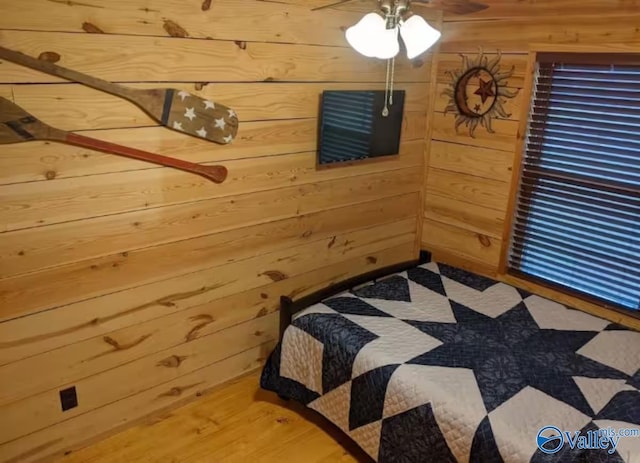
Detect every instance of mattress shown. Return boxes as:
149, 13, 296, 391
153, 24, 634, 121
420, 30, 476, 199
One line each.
260, 260, 640, 463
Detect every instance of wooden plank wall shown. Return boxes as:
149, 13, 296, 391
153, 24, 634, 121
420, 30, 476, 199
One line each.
421, 2, 640, 285
0, 1, 439, 460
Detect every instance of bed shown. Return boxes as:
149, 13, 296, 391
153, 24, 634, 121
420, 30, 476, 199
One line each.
260, 257, 640, 463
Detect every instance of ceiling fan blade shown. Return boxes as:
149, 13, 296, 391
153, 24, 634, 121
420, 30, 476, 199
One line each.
312, 0, 357, 11
413, 0, 489, 15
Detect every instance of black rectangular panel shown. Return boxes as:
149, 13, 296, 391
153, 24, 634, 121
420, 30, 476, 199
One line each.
59, 386, 78, 411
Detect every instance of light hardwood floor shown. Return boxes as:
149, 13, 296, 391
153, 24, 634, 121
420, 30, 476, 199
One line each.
59, 371, 371, 463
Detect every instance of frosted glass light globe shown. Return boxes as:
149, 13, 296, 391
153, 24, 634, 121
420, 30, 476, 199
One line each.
345, 12, 387, 58
400, 15, 441, 59
374, 27, 400, 59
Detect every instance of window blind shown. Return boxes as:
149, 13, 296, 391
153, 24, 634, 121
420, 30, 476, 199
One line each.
509, 56, 640, 312
319, 91, 375, 163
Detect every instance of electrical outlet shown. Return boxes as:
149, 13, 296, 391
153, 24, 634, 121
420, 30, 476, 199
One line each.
59, 386, 78, 411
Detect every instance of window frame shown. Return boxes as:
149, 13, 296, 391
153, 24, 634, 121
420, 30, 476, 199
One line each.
500, 44, 640, 322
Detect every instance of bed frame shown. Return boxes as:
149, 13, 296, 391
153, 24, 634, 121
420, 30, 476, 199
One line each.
278, 251, 432, 340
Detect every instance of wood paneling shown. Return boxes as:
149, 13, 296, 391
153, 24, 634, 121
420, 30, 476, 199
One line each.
0, 30, 429, 84
0, 0, 363, 46
421, 0, 640, 328
0, 0, 430, 459
1, 286, 280, 407
0, 242, 414, 368
422, 218, 502, 267
424, 193, 504, 238
444, 0, 640, 21
429, 141, 513, 182
0, 200, 417, 320
440, 15, 640, 53
426, 167, 509, 212
0, 213, 414, 406
0, 171, 420, 279
415, 30, 443, 258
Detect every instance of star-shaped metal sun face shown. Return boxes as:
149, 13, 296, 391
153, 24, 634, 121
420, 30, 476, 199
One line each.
407, 302, 629, 416
442, 49, 519, 137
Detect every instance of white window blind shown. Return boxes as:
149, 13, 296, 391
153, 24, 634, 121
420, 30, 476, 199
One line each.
509, 54, 640, 312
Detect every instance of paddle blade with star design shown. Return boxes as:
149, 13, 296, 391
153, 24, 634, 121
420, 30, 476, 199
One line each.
149, 88, 239, 144
0, 46, 239, 145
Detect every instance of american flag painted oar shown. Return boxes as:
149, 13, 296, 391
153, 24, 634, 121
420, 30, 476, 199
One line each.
0, 46, 239, 145
0, 97, 227, 183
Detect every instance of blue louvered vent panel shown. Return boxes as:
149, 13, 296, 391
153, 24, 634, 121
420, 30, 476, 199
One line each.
319, 91, 375, 164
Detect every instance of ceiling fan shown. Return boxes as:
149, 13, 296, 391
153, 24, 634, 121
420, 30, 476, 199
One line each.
316, 1, 488, 60
327, 0, 487, 60
313, 0, 489, 16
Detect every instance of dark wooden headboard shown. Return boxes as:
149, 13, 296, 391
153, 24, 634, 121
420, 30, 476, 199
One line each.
278, 250, 431, 340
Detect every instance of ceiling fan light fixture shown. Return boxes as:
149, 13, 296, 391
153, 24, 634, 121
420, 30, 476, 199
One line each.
400, 15, 442, 60
345, 7, 441, 61
345, 12, 387, 58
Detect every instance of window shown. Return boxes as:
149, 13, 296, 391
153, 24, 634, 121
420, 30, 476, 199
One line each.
508, 53, 640, 313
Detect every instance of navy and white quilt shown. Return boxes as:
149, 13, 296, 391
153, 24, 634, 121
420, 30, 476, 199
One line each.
261, 261, 640, 462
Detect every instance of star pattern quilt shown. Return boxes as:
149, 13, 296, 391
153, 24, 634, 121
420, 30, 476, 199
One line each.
260, 261, 640, 463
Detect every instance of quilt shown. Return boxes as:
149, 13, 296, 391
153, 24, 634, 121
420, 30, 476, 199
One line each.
260, 261, 640, 463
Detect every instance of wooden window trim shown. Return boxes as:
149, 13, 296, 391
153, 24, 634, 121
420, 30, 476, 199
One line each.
537, 52, 640, 65
498, 44, 640, 328
502, 273, 640, 330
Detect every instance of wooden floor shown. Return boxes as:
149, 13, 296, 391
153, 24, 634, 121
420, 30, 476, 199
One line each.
59, 371, 371, 463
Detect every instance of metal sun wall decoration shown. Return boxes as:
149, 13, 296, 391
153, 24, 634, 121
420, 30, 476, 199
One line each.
442, 49, 519, 137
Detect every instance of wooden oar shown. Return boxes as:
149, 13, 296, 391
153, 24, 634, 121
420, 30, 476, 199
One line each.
0, 46, 239, 145
0, 97, 227, 183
